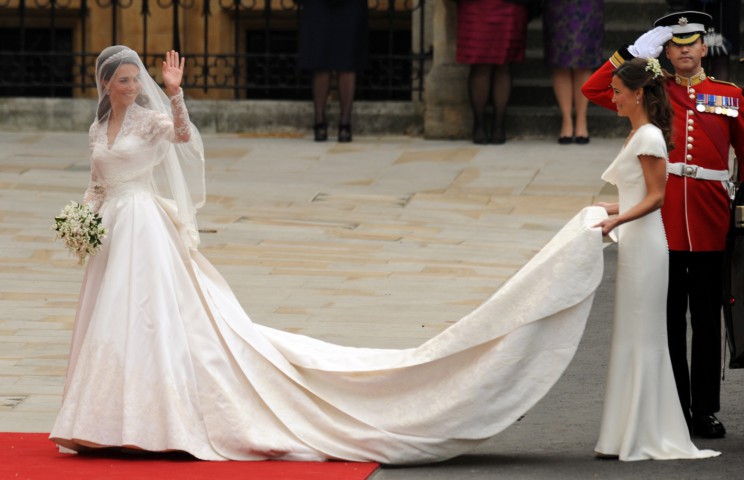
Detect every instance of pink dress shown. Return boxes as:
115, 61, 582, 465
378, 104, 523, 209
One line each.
456, 0, 528, 65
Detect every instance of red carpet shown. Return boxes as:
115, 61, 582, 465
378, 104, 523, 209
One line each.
0, 433, 379, 480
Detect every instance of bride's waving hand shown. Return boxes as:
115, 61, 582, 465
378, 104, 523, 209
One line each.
162, 50, 185, 97
162, 50, 190, 142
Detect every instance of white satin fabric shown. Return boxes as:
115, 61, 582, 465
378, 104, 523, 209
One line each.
594, 124, 719, 461
50, 118, 611, 463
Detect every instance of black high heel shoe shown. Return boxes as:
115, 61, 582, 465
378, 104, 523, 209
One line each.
491, 124, 506, 145
472, 124, 488, 145
314, 122, 328, 142
338, 124, 352, 143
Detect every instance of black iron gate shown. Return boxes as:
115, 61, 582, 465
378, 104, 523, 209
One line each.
0, 0, 430, 100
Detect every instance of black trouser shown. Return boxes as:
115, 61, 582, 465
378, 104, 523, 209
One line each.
667, 250, 724, 427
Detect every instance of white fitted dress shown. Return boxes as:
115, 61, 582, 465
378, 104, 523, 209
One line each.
594, 123, 719, 461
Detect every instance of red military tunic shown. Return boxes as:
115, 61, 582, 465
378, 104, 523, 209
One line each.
582, 54, 744, 251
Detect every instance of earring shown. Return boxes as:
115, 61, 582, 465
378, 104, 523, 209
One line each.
636, 97, 640, 105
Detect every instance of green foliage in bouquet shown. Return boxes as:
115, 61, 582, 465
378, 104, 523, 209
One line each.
53, 201, 108, 265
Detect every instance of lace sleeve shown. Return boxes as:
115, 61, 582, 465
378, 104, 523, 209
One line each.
82, 127, 105, 213
169, 88, 191, 143
83, 173, 106, 213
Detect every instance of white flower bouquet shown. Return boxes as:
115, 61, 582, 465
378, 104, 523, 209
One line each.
52, 201, 108, 265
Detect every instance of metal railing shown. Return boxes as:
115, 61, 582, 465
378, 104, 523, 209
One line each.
0, 0, 431, 100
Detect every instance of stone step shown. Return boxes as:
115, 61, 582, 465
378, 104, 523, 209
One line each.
0, 97, 628, 139
505, 105, 628, 139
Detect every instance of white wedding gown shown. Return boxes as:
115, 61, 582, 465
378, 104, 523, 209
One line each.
593, 124, 719, 461
51, 104, 609, 464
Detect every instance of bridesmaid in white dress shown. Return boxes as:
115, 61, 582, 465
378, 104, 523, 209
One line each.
51, 45, 612, 464
590, 57, 719, 461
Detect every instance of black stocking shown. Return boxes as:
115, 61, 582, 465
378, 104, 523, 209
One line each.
468, 64, 492, 143
490, 65, 511, 143
337, 71, 356, 125
312, 71, 331, 125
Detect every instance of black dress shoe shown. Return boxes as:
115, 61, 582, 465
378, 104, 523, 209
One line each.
491, 125, 506, 145
558, 136, 574, 145
574, 136, 590, 145
338, 124, 352, 143
692, 414, 726, 438
313, 122, 328, 142
472, 125, 488, 145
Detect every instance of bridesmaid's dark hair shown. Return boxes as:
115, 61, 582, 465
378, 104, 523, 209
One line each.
613, 57, 675, 151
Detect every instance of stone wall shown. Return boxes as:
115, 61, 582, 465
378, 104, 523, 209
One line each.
0, 98, 424, 136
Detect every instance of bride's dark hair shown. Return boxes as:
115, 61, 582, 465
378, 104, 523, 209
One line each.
613, 57, 675, 151
96, 47, 151, 121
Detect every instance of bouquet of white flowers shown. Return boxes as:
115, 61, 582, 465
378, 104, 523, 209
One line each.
52, 201, 108, 265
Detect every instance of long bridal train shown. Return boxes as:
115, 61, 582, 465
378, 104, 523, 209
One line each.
51, 206, 608, 463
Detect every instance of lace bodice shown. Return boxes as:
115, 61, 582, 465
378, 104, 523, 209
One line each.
83, 91, 191, 210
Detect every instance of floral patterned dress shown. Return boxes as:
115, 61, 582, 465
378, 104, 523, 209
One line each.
543, 0, 604, 69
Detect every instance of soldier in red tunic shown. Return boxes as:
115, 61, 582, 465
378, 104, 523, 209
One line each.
582, 11, 744, 439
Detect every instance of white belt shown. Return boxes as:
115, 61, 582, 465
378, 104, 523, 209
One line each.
667, 163, 730, 181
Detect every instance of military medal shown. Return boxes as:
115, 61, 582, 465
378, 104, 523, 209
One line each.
695, 94, 740, 116
696, 94, 706, 112
726, 96, 739, 117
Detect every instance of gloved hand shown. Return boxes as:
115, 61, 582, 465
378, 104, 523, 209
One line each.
628, 26, 674, 58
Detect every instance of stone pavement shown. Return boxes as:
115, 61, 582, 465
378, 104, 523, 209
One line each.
1, 131, 743, 479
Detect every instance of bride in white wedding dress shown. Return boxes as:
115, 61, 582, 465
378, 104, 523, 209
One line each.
589, 58, 718, 461
51, 46, 609, 464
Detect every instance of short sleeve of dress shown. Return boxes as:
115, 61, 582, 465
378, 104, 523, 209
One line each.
633, 125, 668, 160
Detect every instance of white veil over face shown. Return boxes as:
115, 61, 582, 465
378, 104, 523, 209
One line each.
94, 45, 206, 248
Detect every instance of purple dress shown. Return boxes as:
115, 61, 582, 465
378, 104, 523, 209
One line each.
543, 0, 604, 69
